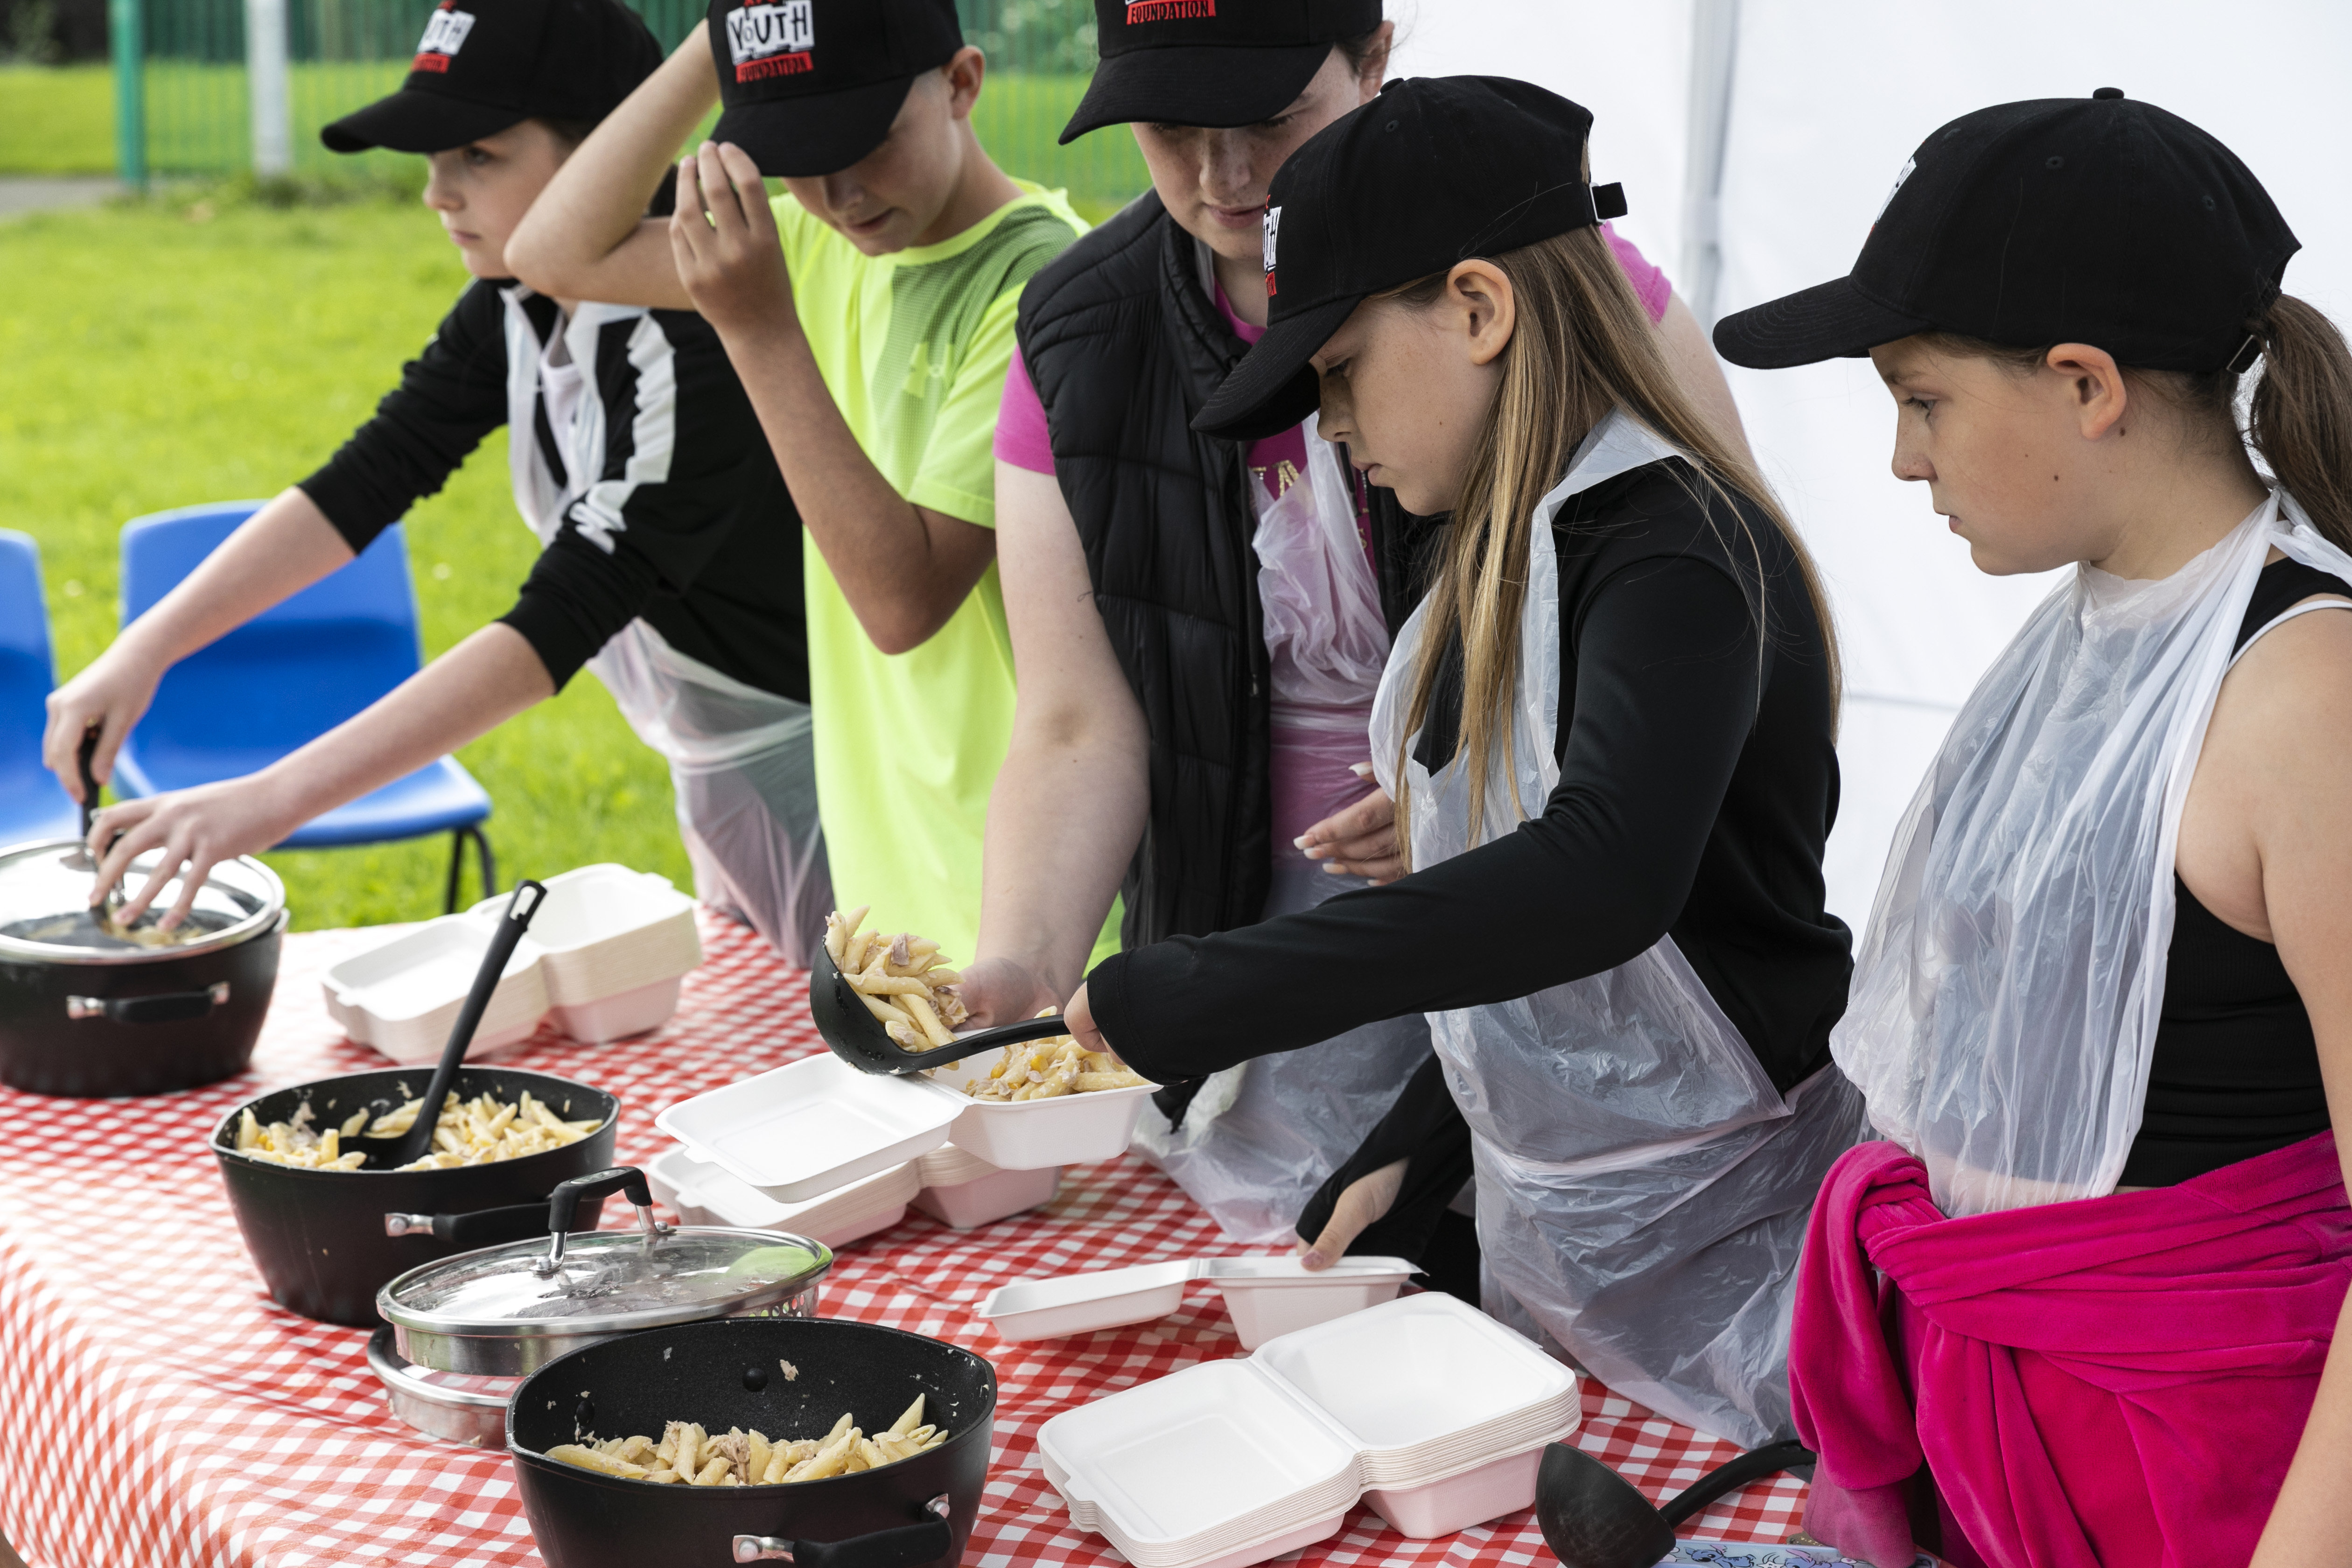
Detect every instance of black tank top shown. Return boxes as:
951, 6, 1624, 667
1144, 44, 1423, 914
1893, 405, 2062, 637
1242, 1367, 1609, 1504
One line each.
2120, 559, 2352, 1185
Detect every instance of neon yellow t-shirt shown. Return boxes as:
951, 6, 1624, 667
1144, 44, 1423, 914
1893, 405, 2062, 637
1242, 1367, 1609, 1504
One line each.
775, 181, 1119, 969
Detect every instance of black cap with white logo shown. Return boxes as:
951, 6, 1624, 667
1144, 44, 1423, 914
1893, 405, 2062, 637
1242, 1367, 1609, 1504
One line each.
321, 0, 661, 154
1194, 76, 1625, 441
1714, 89, 2300, 373
707, 0, 963, 177
1060, 0, 1382, 145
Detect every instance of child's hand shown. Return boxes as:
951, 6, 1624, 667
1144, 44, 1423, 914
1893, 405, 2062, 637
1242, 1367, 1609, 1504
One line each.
669, 140, 797, 339
1297, 764, 1406, 883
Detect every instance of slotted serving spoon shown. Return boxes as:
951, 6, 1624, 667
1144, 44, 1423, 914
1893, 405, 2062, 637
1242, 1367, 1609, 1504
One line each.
807, 945, 1075, 1075
1536, 1437, 1814, 1568
369, 880, 546, 1168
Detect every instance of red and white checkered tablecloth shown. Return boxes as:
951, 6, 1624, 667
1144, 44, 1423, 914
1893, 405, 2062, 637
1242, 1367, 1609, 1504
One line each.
0, 912, 1813, 1568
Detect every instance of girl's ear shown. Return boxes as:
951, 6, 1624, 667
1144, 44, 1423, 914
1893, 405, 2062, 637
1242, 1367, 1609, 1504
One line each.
2045, 342, 2129, 441
1447, 259, 1516, 367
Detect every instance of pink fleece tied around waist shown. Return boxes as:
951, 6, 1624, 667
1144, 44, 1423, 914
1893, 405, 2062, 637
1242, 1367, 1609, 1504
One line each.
1790, 1134, 2351, 1568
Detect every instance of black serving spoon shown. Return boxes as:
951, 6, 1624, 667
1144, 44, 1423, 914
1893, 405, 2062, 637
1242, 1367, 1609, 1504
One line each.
72, 726, 130, 925
808, 943, 1075, 1075
76, 726, 102, 845
1536, 1437, 1814, 1568
370, 879, 546, 1168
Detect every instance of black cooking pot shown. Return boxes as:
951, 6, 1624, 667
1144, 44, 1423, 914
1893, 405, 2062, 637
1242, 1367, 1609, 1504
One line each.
212, 1065, 620, 1327
0, 840, 285, 1096
510, 1318, 996, 1568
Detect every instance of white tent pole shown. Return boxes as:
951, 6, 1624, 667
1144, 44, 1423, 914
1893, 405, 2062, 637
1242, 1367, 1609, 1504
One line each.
247, 0, 293, 178
1678, 0, 1741, 324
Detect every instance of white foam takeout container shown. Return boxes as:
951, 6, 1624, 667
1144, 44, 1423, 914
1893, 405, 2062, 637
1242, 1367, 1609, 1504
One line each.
323, 864, 702, 1064
1036, 1292, 1580, 1568
911, 1143, 1060, 1230
654, 1039, 1158, 1203
981, 1253, 1417, 1349
645, 1145, 919, 1251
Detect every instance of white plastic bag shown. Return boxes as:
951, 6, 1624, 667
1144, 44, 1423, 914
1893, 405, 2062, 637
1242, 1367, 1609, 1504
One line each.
589, 622, 831, 968
1371, 411, 1867, 1447
1835, 491, 2352, 1216
1133, 414, 1432, 1245
1254, 412, 1390, 720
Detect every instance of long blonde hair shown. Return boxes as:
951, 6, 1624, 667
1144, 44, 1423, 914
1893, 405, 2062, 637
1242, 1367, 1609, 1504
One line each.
1389, 225, 1841, 860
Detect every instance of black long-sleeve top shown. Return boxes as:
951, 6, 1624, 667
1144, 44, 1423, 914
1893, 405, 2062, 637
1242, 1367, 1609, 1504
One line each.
299, 279, 807, 700
1091, 458, 1852, 1112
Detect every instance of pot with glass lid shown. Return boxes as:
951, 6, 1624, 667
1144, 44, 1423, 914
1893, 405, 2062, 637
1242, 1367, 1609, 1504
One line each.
377, 1166, 837, 1379
369, 1165, 839, 1448
0, 840, 286, 1096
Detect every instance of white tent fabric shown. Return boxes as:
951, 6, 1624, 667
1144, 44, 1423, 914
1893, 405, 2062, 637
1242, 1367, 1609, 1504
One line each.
1391, 0, 2352, 928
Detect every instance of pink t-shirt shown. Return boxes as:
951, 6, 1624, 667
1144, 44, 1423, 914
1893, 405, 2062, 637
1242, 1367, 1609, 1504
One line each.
992, 223, 1673, 474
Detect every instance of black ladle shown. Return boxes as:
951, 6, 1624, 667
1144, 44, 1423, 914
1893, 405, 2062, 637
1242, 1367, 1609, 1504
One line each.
1536, 1437, 1814, 1568
807, 944, 1073, 1075
371, 879, 546, 1168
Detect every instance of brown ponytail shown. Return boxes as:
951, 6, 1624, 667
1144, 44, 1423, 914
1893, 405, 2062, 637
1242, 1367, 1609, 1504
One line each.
2246, 295, 2352, 551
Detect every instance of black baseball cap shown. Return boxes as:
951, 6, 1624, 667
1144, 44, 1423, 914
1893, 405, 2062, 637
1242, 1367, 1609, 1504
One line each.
1714, 89, 2299, 373
1060, 0, 1382, 145
708, 0, 963, 177
1194, 76, 1626, 441
321, 0, 661, 154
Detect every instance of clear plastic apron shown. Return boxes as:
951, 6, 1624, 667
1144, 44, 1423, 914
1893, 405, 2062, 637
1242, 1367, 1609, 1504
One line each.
1370, 410, 1868, 1447
1134, 415, 1435, 1246
503, 292, 830, 966
1836, 490, 2352, 1217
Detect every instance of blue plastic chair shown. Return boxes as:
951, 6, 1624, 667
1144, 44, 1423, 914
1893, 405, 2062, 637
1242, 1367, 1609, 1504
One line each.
111, 502, 496, 911
0, 530, 83, 849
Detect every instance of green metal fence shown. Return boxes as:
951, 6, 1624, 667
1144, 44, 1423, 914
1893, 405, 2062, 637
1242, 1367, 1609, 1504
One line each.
112, 0, 1148, 218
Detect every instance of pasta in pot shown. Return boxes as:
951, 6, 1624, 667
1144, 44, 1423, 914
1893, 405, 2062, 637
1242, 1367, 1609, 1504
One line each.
547, 1395, 945, 1485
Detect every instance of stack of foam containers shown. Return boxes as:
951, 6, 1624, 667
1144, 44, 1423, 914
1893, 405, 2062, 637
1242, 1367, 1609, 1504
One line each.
910, 1143, 1060, 1229
645, 1147, 920, 1251
652, 1050, 1155, 1206
473, 865, 703, 1043
1036, 1293, 1580, 1568
322, 865, 702, 1063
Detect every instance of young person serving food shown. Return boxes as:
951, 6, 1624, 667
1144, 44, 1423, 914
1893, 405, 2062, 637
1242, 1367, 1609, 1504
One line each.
1054, 76, 1867, 1448
48, 0, 827, 958
955, 0, 1746, 1249
507, 0, 1109, 970
1712, 91, 2352, 1565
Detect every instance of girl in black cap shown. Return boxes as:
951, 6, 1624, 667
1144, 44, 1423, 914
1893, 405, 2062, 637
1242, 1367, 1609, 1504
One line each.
48, 0, 829, 962
1050, 75, 1865, 1450
1714, 93, 2352, 1563
957, 0, 1751, 1258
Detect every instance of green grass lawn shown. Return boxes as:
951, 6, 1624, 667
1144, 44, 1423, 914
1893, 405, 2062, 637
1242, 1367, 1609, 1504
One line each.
0, 65, 115, 174
0, 192, 693, 930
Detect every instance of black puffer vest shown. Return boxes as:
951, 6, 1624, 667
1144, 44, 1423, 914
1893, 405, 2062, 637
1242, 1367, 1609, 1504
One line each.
1017, 192, 1438, 950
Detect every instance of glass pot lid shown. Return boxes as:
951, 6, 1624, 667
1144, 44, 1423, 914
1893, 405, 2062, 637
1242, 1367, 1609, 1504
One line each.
0, 841, 285, 963
379, 1212, 835, 1341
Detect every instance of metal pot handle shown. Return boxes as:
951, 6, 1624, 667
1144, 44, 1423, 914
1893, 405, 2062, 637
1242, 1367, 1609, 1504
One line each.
735, 1495, 953, 1567
383, 1203, 552, 1245
385, 1190, 617, 1245
67, 982, 230, 1023
532, 1167, 666, 1277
